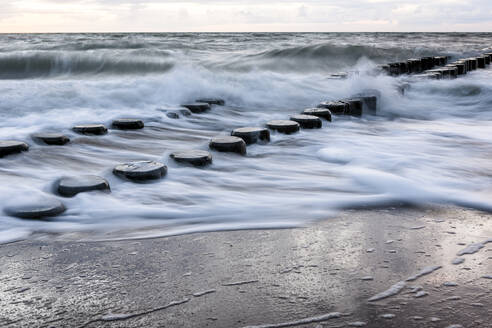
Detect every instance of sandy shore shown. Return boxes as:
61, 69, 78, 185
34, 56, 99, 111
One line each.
0, 205, 491, 328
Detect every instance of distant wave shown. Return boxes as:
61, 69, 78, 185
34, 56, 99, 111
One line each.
250, 43, 426, 62
0, 51, 175, 79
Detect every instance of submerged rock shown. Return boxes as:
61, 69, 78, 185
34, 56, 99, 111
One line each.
0, 140, 29, 157
57, 175, 110, 197
289, 114, 322, 129
181, 102, 211, 113
170, 150, 213, 166
113, 161, 167, 181
111, 119, 144, 130
4, 197, 66, 220
195, 98, 225, 106
209, 136, 246, 155
72, 124, 108, 135
231, 127, 270, 145
157, 108, 192, 119
302, 108, 332, 121
266, 120, 300, 134
31, 133, 70, 145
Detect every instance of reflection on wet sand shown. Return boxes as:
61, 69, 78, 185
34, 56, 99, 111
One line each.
0, 205, 490, 327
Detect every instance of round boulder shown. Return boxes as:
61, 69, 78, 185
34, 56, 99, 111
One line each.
209, 136, 246, 155
317, 101, 348, 115
302, 108, 332, 121
231, 127, 270, 145
289, 114, 322, 129
57, 175, 110, 197
266, 120, 300, 134
113, 161, 167, 181
170, 150, 213, 166
112, 119, 144, 130
72, 124, 108, 135
0, 141, 29, 157
181, 103, 211, 113
196, 98, 225, 106
4, 198, 65, 220
32, 133, 70, 145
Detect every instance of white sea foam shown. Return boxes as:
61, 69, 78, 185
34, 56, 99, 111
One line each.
1, 33, 492, 242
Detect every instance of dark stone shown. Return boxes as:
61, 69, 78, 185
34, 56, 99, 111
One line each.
57, 175, 110, 197
113, 161, 167, 181
452, 61, 468, 74
421, 57, 435, 70
302, 108, 332, 121
477, 57, 486, 69
289, 115, 322, 129
341, 99, 363, 116
407, 58, 422, 73
484, 55, 490, 65
398, 62, 409, 74
433, 56, 447, 66
445, 65, 459, 77
209, 136, 246, 155
484, 53, 492, 62
379, 65, 390, 74
170, 150, 213, 166
32, 133, 70, 145
112, 119, 144, 130
389, 62, 410, 75
4, 198, 66, 220
317, 101, 348, 115
181, 102, 211, 113
0, 140, 29, 157
428, 68, 449, 78
231, 127, 270, 145
352, 94, 378, 114
389, 63, 402, 75
72, 124, 107, 135
266, 120, 300, 134
468, 58, 478, 70
195, 98, 225, 106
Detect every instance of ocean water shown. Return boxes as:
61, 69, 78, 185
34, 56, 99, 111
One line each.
1, 32, 492, 242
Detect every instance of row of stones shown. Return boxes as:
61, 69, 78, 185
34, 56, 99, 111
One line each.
379, 53, 492, 80
1, 94, 378, 220
416, 53, 492, 80
381, 56, 449, 76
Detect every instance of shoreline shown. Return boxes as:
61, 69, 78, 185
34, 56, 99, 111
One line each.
1, 205, 491, 327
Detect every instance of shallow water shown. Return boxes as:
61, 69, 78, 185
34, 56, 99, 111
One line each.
0, 32, 492, 242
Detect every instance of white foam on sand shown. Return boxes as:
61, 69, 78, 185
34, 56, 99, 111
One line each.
406, 265, 442, 282
369, 265, 442, 302
368, 281, 406, 302
452, 257, 465, 265
457, 238, 492, 256
241, 312, 341, 328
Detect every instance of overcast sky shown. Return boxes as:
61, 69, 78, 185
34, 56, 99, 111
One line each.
1, 0, 491, 33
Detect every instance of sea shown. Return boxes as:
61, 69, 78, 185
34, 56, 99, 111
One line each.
0, 32, 491, 243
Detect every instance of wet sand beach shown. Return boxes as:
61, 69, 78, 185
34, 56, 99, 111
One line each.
1, 205, 490, 328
